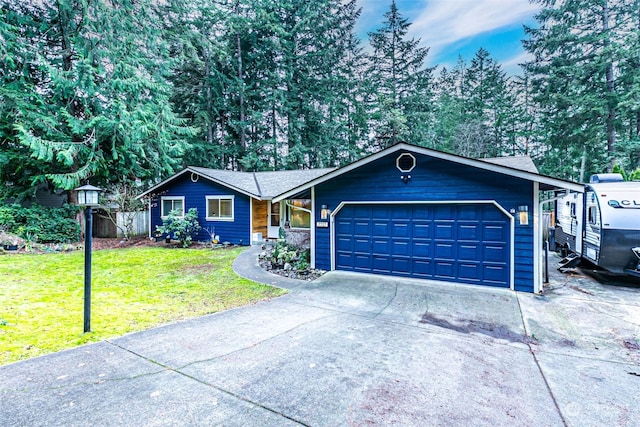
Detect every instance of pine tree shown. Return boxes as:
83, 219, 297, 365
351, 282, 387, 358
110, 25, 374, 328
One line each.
523, 0, 630, 180
366, 0, 432, 148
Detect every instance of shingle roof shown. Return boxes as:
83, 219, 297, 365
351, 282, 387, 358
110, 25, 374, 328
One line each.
481, 156, 539, 173
152, 167, 336, 200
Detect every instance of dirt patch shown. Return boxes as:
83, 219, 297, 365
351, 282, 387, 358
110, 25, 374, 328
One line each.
419, 312, 533, 344
91, 236, 154, 250
181, 263, 216, 275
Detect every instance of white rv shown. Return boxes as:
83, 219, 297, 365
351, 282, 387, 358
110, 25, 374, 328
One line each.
555, 174, 640, 276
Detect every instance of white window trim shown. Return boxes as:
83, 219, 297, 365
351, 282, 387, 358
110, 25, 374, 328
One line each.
160, 196, 185, 219
206, 195, 235, 222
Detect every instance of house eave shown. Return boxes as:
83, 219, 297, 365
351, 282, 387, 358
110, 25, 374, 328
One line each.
137, 167, 262, 200
272, 143, 584, 202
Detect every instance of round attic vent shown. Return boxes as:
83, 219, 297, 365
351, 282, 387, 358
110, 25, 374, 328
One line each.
396, 153, 416, 173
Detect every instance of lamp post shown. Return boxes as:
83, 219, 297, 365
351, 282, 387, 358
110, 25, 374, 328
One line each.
74, 184, 102, 333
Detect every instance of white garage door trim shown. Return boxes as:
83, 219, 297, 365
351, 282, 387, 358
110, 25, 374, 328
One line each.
329, 200, 515, 290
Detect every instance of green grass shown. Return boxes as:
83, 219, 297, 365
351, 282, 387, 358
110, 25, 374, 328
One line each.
0, 246, 286, 365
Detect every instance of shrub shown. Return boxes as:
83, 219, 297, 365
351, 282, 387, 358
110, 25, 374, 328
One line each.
268, 239, 310, 271
156, 208, 201, 248
0, 204, 81, 243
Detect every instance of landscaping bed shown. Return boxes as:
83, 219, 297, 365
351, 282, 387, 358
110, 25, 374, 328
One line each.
258, 241, 326, 281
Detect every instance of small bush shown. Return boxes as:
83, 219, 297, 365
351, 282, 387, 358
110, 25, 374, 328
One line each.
156, 208, 201, 248
0, 204, 80, 243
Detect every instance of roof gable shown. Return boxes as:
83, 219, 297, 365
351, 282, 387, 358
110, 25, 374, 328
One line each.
272, 143, 583, 202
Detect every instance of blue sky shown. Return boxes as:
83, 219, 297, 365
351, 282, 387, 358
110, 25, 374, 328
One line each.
355, 0, 541, 75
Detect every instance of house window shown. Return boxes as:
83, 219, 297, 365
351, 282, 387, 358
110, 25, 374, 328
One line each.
161, 197, 184, 218
206, 196, 234, 221
286, 199, 311, 228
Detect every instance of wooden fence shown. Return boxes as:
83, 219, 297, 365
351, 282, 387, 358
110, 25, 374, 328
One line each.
94, 210, 149, 238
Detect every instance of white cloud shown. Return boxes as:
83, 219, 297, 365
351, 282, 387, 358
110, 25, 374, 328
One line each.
408, 0, 540, 53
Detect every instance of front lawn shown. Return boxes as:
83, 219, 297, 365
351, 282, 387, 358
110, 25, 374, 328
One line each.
0, 246, 285, 365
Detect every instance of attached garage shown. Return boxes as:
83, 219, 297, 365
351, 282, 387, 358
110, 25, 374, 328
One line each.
272, 143, 583, 293
334, 202, 511, 287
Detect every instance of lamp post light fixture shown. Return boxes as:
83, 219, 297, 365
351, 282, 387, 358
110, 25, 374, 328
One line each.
74, 184, 102, 333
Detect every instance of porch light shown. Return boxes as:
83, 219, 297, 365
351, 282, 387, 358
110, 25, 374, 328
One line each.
321, 204, 331, 219
518, 205, 529, 226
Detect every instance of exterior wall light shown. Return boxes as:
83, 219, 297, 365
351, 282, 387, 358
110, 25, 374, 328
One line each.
518, 205, 529, 226
321, 204, 331, 219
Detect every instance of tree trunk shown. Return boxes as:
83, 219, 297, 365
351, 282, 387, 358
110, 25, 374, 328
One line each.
579, 145, 587, 183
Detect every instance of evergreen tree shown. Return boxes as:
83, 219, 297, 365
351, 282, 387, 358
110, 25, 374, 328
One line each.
522, 0, 633, 180
1, 0, 193, 199
366, 0, 432, 148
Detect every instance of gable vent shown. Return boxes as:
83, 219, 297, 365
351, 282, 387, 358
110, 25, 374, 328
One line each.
396, 153, 416, 173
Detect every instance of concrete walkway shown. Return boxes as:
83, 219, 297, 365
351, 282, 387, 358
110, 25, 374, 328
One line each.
1, 246, 639, 426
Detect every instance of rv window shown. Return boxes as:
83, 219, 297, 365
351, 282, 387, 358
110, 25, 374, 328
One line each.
570, 203, 576, 217
588, 206, 598, 225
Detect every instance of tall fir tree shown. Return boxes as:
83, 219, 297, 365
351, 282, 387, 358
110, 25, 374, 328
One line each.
1, 0, 193, 199
523, 0, 631, 180
366, 0, 432, 148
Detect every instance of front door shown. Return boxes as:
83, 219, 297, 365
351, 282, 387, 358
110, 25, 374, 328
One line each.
268, 201, 280, 239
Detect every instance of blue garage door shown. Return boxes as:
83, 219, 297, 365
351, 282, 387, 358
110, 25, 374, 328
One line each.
335, 203, 511, 288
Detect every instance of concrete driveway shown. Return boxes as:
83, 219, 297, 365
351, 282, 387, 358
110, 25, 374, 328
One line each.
1, 248, 639, 426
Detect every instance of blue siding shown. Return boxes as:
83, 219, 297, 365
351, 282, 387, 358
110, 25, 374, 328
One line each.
314, 151, 535, 292
150, 174, 251, 245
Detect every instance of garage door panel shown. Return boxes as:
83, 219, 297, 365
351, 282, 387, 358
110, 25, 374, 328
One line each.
392, 222, 410, 238
354, 254, 372, 271
335, 219, 354, 235
413, 206, 432, 219
353, 237, 372, 253
483, 224, 508, 241
434, 205, 455, 219
354, 221, 371, 236
458, 223, 480, 240
372, 222, 390, 237
372, 255, 391, 272
458, 205, 480, 220
413, 241, 431, 257
336, 235, 354, 251
483, 264, 509, 284
372, 238, 389, 254
458, 243, 480, 261
412, 222, 432, 238
412, 259, 432, 276
392, 240, 410, 256
336, 251, 353, 269
335, 203, 511, 288
459, 263, 481, 281
435, 223, 454, 239
434, 261, 455, 279
434, 242, 455, 258
484, 244, 507, 262
391, 257, 411, 274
